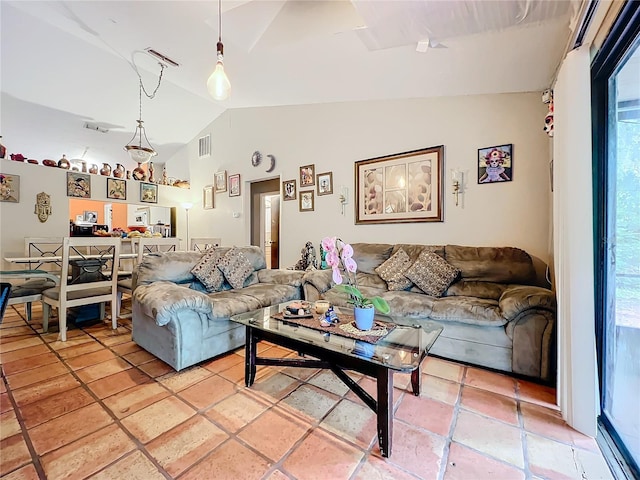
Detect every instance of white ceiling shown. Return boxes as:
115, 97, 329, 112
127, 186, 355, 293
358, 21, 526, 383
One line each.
0, 0, 579, 167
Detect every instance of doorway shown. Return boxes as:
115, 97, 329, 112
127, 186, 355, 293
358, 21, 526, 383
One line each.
592, 3, 640, 476
250, 178, 280, 268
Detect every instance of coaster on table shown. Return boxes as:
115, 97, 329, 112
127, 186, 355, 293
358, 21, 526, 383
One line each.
339, 320, 391, 337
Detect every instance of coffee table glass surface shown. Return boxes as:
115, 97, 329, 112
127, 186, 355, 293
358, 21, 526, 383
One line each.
230, 303, 443, 372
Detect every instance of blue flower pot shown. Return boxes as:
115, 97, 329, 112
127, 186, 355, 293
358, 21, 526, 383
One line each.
354, 306, 375, 330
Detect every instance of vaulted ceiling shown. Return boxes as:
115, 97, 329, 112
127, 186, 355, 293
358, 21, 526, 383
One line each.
1, 1, 579, 167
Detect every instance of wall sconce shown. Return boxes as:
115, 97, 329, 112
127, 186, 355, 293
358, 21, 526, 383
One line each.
339, 186, 348, 215
451, 170, 463, 206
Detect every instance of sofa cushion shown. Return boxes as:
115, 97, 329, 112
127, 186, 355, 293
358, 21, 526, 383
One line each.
218, 248, 254, 289
405, 250, 460, 297
351, 243, 394, 274
375, 248, 413, 291
235, 283, 302, 308
190, 248, 226, 292
444, 280, 507, 300
444, 245, 536, 284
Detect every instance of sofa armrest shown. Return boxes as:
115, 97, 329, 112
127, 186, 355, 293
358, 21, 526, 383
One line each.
301, 269, 334, 301
133, 281, 212, 327
257, 269, 304, 287
499, 286, 556, 320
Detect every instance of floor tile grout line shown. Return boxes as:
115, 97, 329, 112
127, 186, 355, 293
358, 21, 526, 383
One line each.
6, 307, 178, 480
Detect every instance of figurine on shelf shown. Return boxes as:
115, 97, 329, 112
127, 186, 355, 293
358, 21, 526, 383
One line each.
161, 165, 168, 185
81, 161, 87, 173
148, 162, 155, 183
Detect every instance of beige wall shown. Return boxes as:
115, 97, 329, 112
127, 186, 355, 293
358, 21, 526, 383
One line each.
178, 93, 552, 267
0, 161, 191, 264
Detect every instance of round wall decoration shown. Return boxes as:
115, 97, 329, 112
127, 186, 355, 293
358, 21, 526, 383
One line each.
251, 151, 262, 167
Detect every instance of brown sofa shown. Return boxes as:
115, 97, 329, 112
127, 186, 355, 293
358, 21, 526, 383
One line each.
302, 243, 556, 382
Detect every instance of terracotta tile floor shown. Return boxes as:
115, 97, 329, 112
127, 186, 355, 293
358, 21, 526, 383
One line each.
0, 302, 614, 480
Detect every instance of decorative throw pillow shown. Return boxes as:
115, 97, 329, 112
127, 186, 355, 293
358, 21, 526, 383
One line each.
405, 250, 460, 297
218, 248, 254, 289
190, 248, 226, 292
374, 248, 413, 291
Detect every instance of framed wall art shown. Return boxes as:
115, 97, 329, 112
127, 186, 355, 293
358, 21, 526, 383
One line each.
203, 185, 214, 209
0, 173, 19, 202
228, 174, 241, 197
282, 179, 296, 201
140, 182, 158, 204
106, 178, 127, 200
214, 170, 227, 193
317, 172, 333, 196
299, 190, 314, 212
67, 172, 91, 198
355, 145, 444, 224
478, 144, 512, 183
300, 164, 315, 187
83, 211, 98, 223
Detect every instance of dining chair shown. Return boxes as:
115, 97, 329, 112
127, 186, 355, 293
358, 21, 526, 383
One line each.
190, 237, 221, 252
42, 237, 121, 341
115, 236, 181, 318
0, 283, 11, 323
23, 237, 65, 271
0, 270, 60, 322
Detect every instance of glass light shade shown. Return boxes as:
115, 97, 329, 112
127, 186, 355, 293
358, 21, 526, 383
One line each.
182, 202, 193, 210
126, 145, 156, 164
207, 60, 231, 101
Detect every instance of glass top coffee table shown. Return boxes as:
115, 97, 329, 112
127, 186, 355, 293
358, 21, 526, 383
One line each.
230, 303, 443, 458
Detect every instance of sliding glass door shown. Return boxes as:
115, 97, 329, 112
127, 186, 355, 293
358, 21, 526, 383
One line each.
592, 3, 640, 476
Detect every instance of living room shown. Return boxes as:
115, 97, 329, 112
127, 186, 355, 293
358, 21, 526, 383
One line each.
1, 1, 638, 479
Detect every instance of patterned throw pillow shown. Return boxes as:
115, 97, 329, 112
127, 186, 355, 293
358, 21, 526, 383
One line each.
405, 250, 460, 297
374, 248, 413, 291
190, 248, 226, 292
218, 248, 254, 289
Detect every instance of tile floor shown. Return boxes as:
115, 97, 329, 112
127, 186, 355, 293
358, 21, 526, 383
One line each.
0, 302, 614, 480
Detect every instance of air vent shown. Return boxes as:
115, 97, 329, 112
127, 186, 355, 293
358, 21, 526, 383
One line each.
199, 135, 211, 158
144, 48, 180, 68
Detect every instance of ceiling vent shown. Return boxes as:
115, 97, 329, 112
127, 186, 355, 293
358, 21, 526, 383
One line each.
144, 48, 180, 68
198, 134, 211, 158
84, 122, 109, 133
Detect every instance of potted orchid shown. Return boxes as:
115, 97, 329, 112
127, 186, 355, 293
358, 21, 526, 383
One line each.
321, 237, 390, 330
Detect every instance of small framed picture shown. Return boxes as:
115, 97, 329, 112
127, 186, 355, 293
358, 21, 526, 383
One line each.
299, 190, 314, 212
300, 164, 315, 187
0, 173, 19, 202
214, 170, 227, 193
140, 182, 158, 203
282, 179, 296, 201
203, 185, 214, 209
478, 144, 513, 184
83, 211, 98, 223
67, 172, 91, 198
228, 174, 241, 197
106, 178, 126, 200
316, 172, 333, 196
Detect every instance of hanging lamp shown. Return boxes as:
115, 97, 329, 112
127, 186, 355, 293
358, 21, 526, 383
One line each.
124, 63, 165, 163
207, 0, 231, 100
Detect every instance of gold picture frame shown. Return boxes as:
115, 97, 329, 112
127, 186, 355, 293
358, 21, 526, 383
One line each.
355, 146, 444, 224
316, 172, 333, 196
203, 185, 214, 209
214, 170, 227, 193
299, 190, 314, 212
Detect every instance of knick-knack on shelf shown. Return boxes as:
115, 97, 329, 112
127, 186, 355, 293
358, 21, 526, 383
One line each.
89, 164, 98, 174
100, 163, 111, 176
113, 163, 125, 178
58, 155, 70, 169
132, 162, 146, 181
148, 162, 155, 183
161, 165, 168, 185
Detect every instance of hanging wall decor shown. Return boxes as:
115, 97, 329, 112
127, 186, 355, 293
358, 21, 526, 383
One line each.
34, 192, 52, 222
477, 144, 513, 184
66, 172, 91, 198
0, 173, 19, 202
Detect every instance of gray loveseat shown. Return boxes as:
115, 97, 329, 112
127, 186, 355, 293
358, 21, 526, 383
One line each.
132, 246, 304, 371
302, 243, 556, 382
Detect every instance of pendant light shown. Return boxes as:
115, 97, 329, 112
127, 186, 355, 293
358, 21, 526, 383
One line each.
207, 0, 231, 100
124, 64, 165, 163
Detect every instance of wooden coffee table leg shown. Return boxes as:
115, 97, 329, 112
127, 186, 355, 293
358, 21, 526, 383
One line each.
377, 368, 393, 457
411, 367, 422, 396
245, 326, 257, 387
